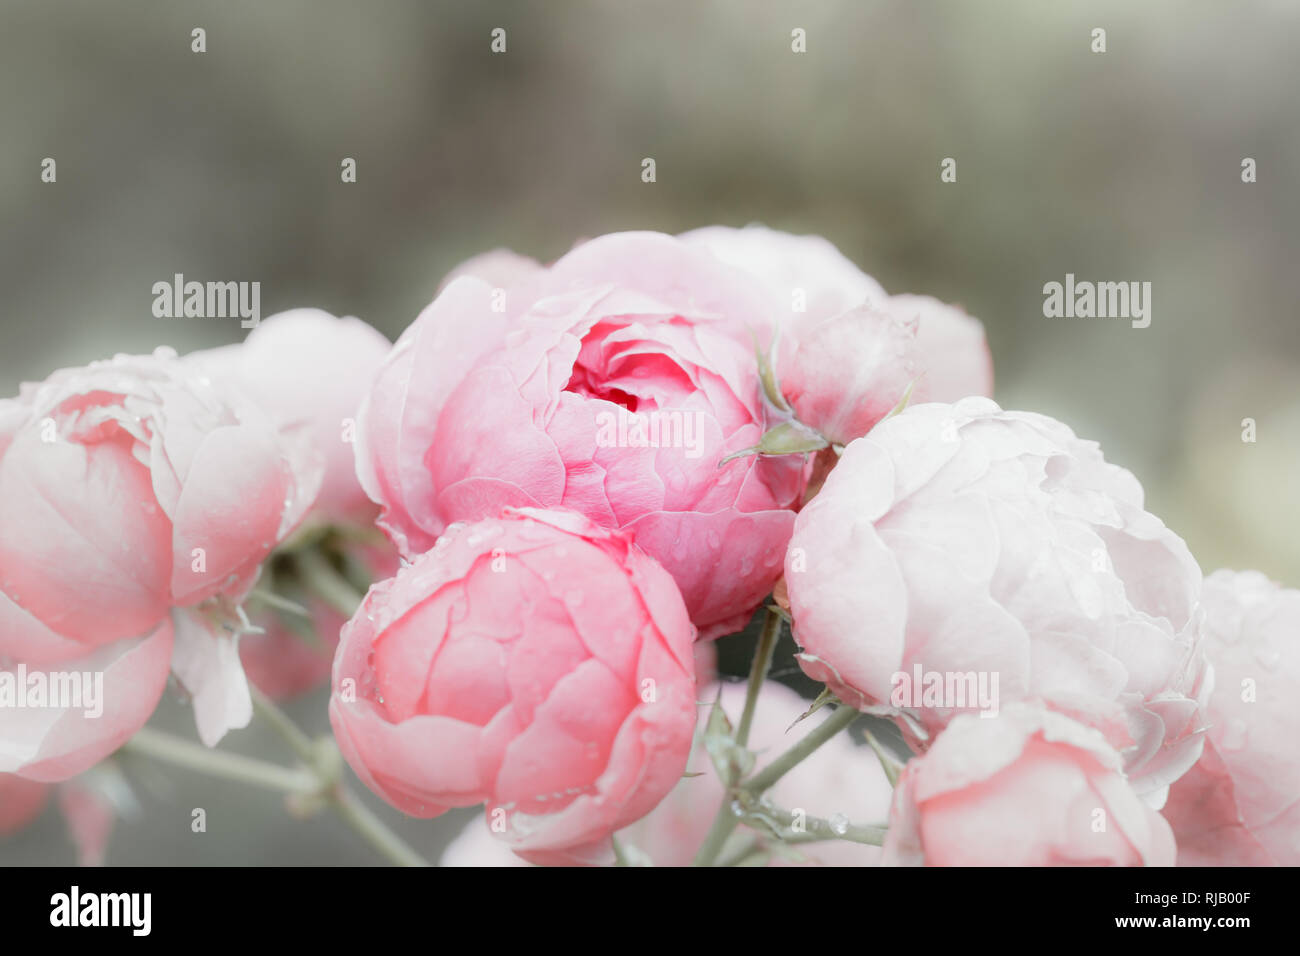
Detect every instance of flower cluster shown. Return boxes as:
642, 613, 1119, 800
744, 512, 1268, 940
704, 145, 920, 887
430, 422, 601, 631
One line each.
2, 225, 1294, 867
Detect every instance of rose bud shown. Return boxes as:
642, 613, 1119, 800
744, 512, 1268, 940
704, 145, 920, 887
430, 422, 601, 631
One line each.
329, 507, 698, 864
680, 225, 991, 445
780, 295, 993, 446
188, 310, 397, 700
1162, 569, 1300, 865
884, 703, 1176, 866
784, 397, 1207, 796
356, 231, 806, 638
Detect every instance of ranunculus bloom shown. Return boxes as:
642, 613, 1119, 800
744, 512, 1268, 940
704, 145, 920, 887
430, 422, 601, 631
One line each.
680, 225, 992, 445
188, 309, 391, 526
785, 397, 1207, 795
330, 507, 698, 864
441, 679, 893, 867
356, 231, 806, 638
1162, 569, 1300, 865
0, 773, 49, 835
883, 704, 1176, 866
0, 349, 322, 759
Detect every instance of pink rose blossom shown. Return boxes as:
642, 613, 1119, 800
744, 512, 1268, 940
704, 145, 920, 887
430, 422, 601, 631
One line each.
330, 507, 698, 864
785, 397, 1207, 795
883, 703, 1176, 866
1162, 569, 1300, 865
0, 349, 322, 755
356, 231, 805, 638
0, 349, 320, 644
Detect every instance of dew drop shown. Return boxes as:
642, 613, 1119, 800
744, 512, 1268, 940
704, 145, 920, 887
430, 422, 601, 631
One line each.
829, 813, 849, 836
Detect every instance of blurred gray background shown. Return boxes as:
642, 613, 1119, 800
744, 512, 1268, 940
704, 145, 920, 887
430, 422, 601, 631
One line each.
2, 0, 1298, 864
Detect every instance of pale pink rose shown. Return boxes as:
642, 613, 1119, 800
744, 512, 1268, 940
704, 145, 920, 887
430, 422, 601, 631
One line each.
188, 309, 391, 527
884, 703, 1176, 866
781, 296, 993, 445
330, 507, 698, 864
1162, 570, 1300, 865
0, 349, 321, 646
679, 224, 888, 327
441, 679, 893, 867
437, 248, 543, 293
356, 231, 805, 638
0, 773, 49, 834
0, 349, 322, 752
785, 397, 1207, 796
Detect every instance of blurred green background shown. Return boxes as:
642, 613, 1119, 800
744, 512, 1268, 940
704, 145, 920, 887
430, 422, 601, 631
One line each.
2, 0, 1297, 864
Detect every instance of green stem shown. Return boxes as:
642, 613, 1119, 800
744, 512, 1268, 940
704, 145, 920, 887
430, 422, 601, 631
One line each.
121, 728, 316, 794
611, 835, 630, 867
249, 684, 430, 868
295, 547, 366, 618
247, 588, 312, 618
736, 609, 781, 748
764, 806, 887, 846
251, 685, 316, 763
744, 703, 859, 796
692, 800, 743, 867
328, 786, 429, 868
